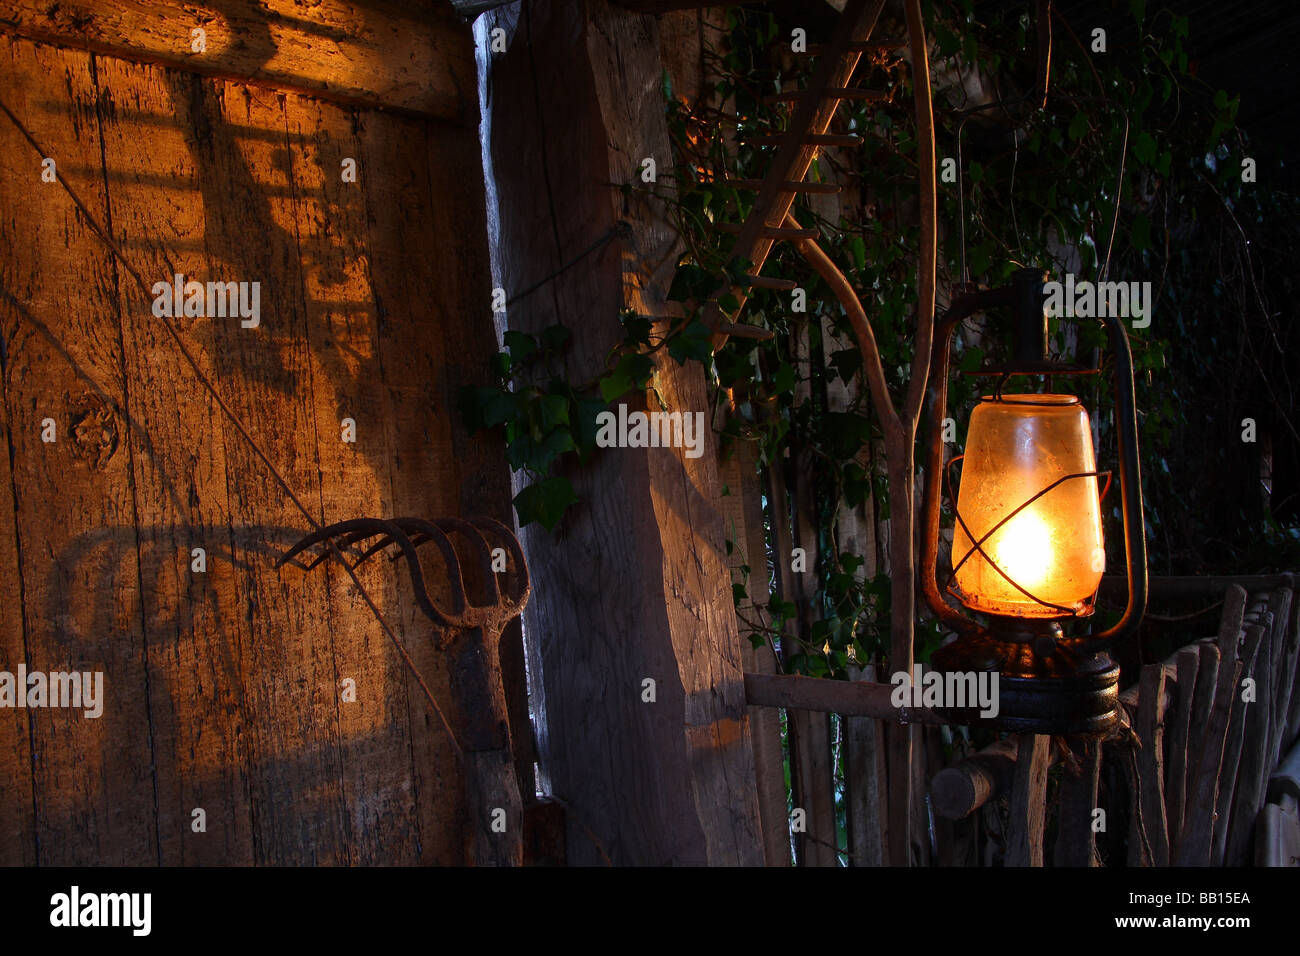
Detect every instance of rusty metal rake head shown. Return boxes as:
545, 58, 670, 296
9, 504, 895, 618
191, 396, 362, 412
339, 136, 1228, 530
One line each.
277, 516, 530, 643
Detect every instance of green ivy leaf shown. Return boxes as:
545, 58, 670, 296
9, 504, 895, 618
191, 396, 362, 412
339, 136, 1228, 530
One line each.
504, 331, 538, 366
463, 385, 519, 430
667, 319, 714, 365
572, 397, 608, 459
772, 361, 797, 395
1133, 131, 1157, 166
537, 393, 571, 432
1068, 111, 1090, 142
600, 351, 654, 403
513, 476, 578, 531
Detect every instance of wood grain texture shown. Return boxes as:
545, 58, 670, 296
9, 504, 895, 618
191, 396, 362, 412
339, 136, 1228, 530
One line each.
482, 0, 763, 865
1136, 662, 1170, 865
0, 37, 159, 864
1054, 738, 1101, 867
0, 0, 476, 121
0, 21, 514, 864
1211, 622, 1263, 865
1005, 733, 1049, 866
1165, 645, 1200, 846
721, 440, 790, 865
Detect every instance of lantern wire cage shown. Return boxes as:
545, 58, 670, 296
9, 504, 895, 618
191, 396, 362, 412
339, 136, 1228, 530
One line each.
941, 404, 1115, 619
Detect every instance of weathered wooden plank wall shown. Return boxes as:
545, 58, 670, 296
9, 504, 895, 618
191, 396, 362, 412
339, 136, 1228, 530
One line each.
0, 4, 516, 864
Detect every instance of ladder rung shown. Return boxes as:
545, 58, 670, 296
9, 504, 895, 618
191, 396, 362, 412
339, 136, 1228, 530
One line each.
723, 179, 842, 195
745, 275, 798, 291
804, 41, 907, 55
716, 323, 776, 341
744, 133, 863, 148
763, 88, 888, 105
716, 222, 819, 241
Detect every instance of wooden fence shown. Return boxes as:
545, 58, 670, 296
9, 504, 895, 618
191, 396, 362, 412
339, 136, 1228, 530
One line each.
724, 409, 1300, 868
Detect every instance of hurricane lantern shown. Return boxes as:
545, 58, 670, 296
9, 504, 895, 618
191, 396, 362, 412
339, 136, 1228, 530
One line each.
920, 268, 1148, 735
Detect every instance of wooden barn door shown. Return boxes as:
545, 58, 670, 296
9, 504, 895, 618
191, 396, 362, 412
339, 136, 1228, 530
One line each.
0, 2, 526, 864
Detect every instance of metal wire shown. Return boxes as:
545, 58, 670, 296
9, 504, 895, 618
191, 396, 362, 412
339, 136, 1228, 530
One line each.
943, 452, 1113, 616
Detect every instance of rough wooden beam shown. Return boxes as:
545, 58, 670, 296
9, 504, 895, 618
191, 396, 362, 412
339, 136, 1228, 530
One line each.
1005, 734, 1050, 866
1211, 623, 1264, 864
931, 736, 1023, 821
1165, 646, 1202, 845
1225, 622, 1274, 865
1136, 663, 1171, 865
1055, 739, 1102, 866
0, 0, 476, 121
484, 0, 763, 866
720, 441, 790, 866
744, 672, 946, 723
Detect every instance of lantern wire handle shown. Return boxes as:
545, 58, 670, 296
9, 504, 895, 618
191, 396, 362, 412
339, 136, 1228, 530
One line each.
956, 95, 1129, 285
943, 454, 1113, 617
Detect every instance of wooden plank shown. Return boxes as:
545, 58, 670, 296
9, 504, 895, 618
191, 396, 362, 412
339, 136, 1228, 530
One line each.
1268, 587, 1298, 761
1136, 662, 1170, 865
1224, 621, 1273, 865
1254, 794, 1299, 867
0, 0, 476, 121
282, 91, 429, 865
185, 78, 353, 864
1165, 645, 1200, 846
720, 441, 789, 865
1054, 738, 1101, 867
358, 109, 504, 862
766, 456, 837, 866
923, 724, 951, 865
88, 53, 256, 865
844, 664, 885, 866
1211, 623, 1264, 865
1269, 736, 1300, 802
0, 240, 36, 865
0, 36, 160, 864
1186, 642, 1222, 783
1004, 733, 1049, 866
745, 671, 945, 721
1176, 657, 1244, 864
1122, 743, 1152, 866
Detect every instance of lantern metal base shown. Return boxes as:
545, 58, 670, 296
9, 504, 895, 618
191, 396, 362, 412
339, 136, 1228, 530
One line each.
930, 617, 1120, 735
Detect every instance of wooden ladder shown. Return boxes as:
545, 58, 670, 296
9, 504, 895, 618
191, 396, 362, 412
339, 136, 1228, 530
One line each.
708, 0, 899, 346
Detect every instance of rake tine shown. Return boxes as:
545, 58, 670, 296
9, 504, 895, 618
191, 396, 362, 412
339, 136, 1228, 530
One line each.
280, 517, 451, 628
388, 530, 432, 561
435, 517, 500, 607
470, 516, 531, 612
368, 518, 452, 627
277, 517, 394, 568
399, 518, 470, 620
312, 528, 394, 570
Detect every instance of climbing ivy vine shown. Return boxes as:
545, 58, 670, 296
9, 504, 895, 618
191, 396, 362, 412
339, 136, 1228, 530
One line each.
464, 0, 1299, 673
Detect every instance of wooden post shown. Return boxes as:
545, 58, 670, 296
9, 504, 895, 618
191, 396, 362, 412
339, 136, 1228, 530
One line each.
1055, 739, 1102, 866
1165, 645, 1202, 844
1005, 734, 1050, 866
721, 442, 791, 865
1136, 663, 1171, 865
481, 0, 763, 865
1211, 623, 1264, 864
1174, 586, 1247, 864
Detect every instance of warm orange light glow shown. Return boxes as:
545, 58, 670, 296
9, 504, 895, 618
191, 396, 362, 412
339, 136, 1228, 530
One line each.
952, 394, 1104, 618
